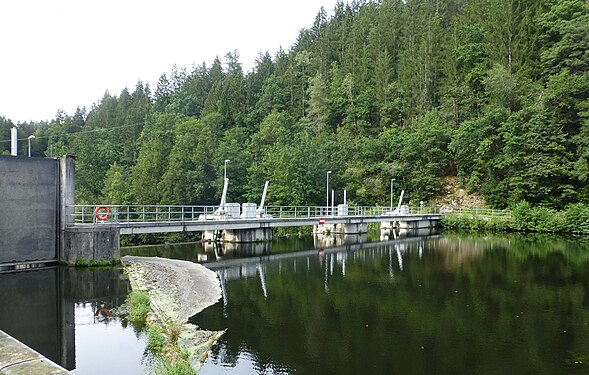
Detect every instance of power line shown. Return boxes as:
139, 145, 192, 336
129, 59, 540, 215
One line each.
0, 122, 149, 144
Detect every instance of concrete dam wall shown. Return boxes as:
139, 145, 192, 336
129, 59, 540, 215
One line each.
0, 155, 60, 264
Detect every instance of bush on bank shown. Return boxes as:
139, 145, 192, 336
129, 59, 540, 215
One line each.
127, 291, 151, 323
441, 202, 589, 234
125, 291, 197, 375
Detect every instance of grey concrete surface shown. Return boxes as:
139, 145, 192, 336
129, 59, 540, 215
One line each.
62, 225, 120, 264
0, 330, 70, 375
0, 156, 59, 264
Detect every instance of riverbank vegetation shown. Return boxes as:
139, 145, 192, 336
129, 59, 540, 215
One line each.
442, 202, 589, 234
72, 258, 120, 267
125, 291, 197, 374
2, 0, 587, 213
127, 290, 151, 323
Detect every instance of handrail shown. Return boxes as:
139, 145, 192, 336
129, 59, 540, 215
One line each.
68, 204, 509, 225
68, 204, 446, 225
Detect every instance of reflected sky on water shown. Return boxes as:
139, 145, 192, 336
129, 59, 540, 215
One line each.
0, 266, 148, 375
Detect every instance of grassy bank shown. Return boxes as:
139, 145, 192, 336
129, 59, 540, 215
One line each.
441, 202, 589, 234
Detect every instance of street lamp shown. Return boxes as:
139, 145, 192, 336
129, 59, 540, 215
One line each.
224, 159, 230, 181
28, 135, 35, 157
326, 171, 332, 215
390, 178, 396, 211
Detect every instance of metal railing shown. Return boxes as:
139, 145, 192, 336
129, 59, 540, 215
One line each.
68, 204, 442, 225
70, 205, 219, 224
440, 207, 511, 218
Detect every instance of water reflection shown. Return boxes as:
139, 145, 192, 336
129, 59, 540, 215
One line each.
379, 227, 438, 241
203, 235, 435, 326
203, 241, 271, 261
313, 233, 367, 248
122, 228, 436, 264
0, 267, 144, 374
195, 234, 589, 375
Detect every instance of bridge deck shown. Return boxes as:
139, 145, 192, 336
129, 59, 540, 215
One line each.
71, 214, 441, 235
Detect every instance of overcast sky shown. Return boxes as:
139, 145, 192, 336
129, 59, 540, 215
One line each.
0, 0, 338, 124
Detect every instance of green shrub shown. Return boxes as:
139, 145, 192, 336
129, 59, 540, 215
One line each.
154, 358, 196, 375
511, 202, 564, 232
443, 202, 589, 234
564, 203, 589, 234
511, 201, 533, 231
74, 258, 119, 267
147, 325, 166, 354
127, 291, 150, 323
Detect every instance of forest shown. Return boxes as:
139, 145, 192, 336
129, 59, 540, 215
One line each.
1, 0, 587, 210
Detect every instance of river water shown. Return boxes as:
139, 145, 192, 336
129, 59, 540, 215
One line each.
1, 232, 589, 374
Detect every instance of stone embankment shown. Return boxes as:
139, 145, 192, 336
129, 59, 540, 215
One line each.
0, 330, 70, 374
121, 256, 224, 367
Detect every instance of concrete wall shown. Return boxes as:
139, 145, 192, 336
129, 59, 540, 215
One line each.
62, 225, 120, 264
0, 156, 59, 264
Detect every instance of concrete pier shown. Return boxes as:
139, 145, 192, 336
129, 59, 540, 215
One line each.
313, 223, 367, 235
204, 227, 273, 243
398, 218, 438, 230
62, 225, 120, 264
223, 228, 273, 242
381, 217, 438, 231
0, 330, 71, 374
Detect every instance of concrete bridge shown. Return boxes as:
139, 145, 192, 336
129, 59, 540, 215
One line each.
63, 203, 440, 264
69, 204, 440, 233
0, 154, 441, 268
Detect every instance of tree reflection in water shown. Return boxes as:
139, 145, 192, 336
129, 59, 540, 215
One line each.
195, 234, 589, 375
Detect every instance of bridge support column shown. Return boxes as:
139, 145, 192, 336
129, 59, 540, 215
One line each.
313, 223, 366, 234
398, 219, 437, 230
62, 225, 120, 264
204, 228, 273, 243
380, 220, 398, 230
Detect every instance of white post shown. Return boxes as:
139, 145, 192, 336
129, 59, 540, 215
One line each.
326, 170, 332, 215
11, 127, 17, 156
331, 189, 334, 216
224, 159, 230, 181
390, 178, 395, 211
28, 135, 35, 157
343, 189, 347, 205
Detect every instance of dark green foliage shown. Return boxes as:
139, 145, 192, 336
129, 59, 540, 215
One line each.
511, 201, 565, 232
442, 202, 589, 234
563, 203, 589, 234
441, 214, 511, 232
3, 0, 588, 212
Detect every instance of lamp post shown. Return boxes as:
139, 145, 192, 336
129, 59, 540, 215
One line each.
224, 159, 230, 181
11, 127, 18, 156
326, 171, 332, 215
28, 135, 35, 157
390, 178, 396, 211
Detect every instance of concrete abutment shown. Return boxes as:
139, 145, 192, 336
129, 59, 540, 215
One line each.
62, 225, 120, 265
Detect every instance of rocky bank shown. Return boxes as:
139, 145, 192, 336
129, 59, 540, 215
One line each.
121, 256, 225, 367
